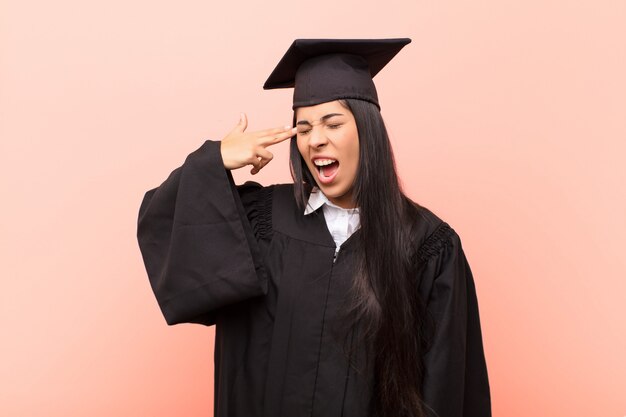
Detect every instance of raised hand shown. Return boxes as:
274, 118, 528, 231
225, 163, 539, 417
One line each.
220, 113, 297, 175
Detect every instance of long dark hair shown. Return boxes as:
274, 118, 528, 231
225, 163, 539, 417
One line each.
290, 99, 430, 417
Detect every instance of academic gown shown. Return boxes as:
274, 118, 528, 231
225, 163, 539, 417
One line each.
136, 139, 492, 417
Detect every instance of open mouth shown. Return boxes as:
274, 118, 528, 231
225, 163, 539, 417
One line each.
313, 158, 340, 183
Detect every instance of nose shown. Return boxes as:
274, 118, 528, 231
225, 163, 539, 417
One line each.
308, 125, 329, 149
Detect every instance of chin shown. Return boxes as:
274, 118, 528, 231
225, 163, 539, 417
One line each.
320, 185, 355, 207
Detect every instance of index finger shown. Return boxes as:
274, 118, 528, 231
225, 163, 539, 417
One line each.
254, 125, 295, 138
258, 127, 298, 146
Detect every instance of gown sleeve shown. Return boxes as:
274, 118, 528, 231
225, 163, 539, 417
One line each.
136, 139, 269, 326
417, 223, 492, 417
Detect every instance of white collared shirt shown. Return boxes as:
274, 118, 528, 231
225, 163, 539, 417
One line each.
304, 188, 360, 252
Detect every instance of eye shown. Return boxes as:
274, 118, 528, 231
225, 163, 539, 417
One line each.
327, 123, 342, 129
297, 129, 311, 136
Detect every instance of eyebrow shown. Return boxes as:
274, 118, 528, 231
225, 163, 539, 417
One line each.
296, 113, 344, 126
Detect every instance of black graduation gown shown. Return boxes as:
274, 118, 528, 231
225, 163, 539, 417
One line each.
136, 140, 491, 417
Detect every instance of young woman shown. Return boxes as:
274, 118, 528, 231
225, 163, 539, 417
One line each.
137, 39, 491, 417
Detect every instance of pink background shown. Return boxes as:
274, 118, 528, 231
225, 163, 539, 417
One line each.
1, 0, 625, 416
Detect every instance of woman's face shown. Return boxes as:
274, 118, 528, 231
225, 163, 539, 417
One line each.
295, 100, 360, 209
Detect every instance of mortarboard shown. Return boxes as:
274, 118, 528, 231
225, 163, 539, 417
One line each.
263, 38, 411, 110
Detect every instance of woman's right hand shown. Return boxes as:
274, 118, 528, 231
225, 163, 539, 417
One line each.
220, 113, 297, 175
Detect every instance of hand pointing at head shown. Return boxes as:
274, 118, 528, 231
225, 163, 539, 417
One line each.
220, 113, 297, 175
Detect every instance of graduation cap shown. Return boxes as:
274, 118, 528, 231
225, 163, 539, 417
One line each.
263, 38, 411, 110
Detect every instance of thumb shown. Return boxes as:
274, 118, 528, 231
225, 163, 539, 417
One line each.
236, 112, 248, 132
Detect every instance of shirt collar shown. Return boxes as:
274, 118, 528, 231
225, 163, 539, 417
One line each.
304, 187, 360, 215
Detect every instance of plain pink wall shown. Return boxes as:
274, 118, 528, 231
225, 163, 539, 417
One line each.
1, 0, 624, 416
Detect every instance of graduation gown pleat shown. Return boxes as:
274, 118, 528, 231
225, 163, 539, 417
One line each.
136, 140, 492, 417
